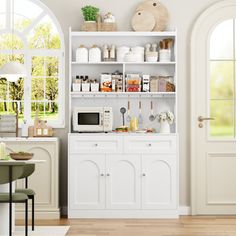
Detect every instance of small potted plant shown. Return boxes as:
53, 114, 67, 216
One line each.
156, 111, 174, 133
81, 5, 99, 31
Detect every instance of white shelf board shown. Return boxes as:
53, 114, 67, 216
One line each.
71, 31, 177, 37
71, 91, 176, 98
71, 61, 176, 65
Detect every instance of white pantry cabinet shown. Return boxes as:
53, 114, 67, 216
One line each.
68, 134, 179, 218
2, 137, 60, 219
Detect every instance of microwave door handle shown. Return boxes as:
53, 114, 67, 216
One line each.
100, 113, 103, 125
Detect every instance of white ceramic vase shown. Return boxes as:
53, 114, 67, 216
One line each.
160, 120, 170, 133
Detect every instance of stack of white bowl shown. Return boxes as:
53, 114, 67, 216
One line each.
117, 46, 145, 62
117, 46, 130, 62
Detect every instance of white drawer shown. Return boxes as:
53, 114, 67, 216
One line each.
69, 136, 123, 154
124, 136, 177, 154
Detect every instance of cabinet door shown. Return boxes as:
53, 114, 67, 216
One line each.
142, 155, 177, 209
106, 155, 141, 209
69, 154, 105, 209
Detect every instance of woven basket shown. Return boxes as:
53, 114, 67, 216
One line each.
10, 152, 34, 161
81, 21, 97, 31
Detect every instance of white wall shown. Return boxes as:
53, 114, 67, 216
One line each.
40, 0, 219, 213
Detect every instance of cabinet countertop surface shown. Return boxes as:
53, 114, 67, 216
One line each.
0, 137, 59, 142
68, 132, 178, 136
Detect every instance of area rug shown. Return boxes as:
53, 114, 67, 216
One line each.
13, 226, 70, 236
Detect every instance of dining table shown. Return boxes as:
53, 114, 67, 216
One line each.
0, 160, 45, 236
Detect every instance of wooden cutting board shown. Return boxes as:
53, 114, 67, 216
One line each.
136, 0, 169, 31
132, 10, 156, 31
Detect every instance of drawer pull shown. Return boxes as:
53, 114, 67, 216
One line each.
142, 173, 146, 177
106, 173, 110, 177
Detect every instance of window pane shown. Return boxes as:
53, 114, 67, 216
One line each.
14, 0, 43, 20
0, 14, 6, 30
32, 56, 59, 77
0, 54, 24, 69
0, 79, 7, 100
31, 102, 45, 120
45, 57, 59, 76
210, 19, 233, 60
32, 56, 45, 76
210, 100, 234, 138
9, 79, 24, 100
45, 101, 58, 120
28, 15, 61, 49
0, 0, 6, 13
31, 78, 44, 100
46, 78, 58, 100
0, 34, 24, 49
210, 61, 233, 99
14, 14, 31, 32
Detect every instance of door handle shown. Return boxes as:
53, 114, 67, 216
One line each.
198, 116, 215, 122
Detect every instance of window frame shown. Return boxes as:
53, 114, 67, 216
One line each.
0, 0, 65, 128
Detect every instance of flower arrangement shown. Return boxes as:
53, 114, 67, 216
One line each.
81, 5, 99, 22
157, 111, 174, 124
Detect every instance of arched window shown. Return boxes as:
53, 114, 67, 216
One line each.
0, 0, 65, 127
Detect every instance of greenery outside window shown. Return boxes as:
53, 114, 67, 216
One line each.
0, 0, 65, 127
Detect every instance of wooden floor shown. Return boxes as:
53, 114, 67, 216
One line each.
17, 216, 236, 236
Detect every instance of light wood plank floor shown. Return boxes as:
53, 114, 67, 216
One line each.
17, 216, 236, 236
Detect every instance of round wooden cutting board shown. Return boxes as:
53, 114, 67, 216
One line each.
136, 0, 169, 31
132, 10, 155, 31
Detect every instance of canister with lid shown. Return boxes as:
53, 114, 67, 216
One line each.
76, 45, 88, 63
89, 45, 102, 63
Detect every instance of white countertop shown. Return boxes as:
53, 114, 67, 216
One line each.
0, 160, 46, 165
68, 132, 178, 136
0, 137, 59, 142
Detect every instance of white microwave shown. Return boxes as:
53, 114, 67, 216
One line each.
73, 107, 113, 132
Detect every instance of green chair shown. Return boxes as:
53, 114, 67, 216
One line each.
15, 164, 35, 231
0, 163, 28, 236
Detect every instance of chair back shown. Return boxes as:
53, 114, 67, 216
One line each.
0, 165, 25, 184
18, 164, 35, 179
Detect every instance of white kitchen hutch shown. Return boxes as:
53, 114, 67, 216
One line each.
68, 28, 179, 218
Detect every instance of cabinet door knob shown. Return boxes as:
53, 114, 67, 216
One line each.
94, 143, 98, 147
148, 143, 152, 147
142, 173, 146, 177
101, 173, 104, 177
106, 173, 110, 176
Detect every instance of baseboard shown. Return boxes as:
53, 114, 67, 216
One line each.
16, 210, 60, 219
58, 206, 191, 218
179, 206, 191, 215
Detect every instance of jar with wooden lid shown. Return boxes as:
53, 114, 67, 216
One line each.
76, 45, 88, 63
89, 45, 102, 62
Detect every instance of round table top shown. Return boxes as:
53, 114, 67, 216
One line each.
0, 160, 45, 165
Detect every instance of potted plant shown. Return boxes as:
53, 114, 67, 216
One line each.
156, 111, 174, 133
81, 5, 99, 31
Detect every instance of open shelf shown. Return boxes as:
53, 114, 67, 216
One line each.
71, 31, 177, 37
71, 91, 176, 98
71, 61, 176, 65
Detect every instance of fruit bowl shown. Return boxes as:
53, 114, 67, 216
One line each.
10, 152, 34, 161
